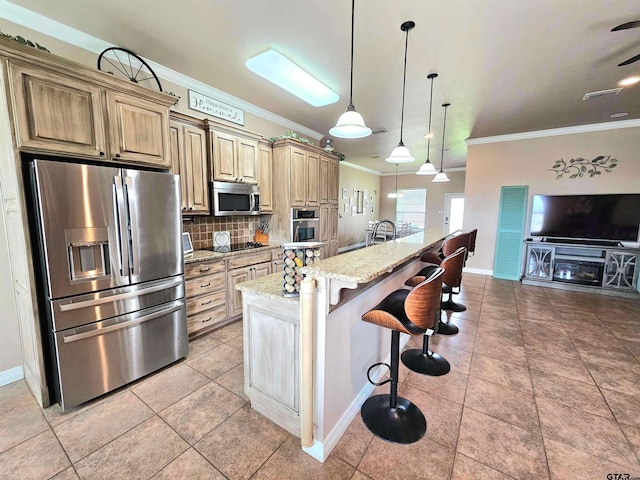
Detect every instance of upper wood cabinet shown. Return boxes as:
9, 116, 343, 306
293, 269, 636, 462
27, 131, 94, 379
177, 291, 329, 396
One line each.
320, 155, 340, 205
289, 146, 319, 208
257, 140, 273, 213
10, 64, 107, 158
237, 137, 258, 183
170, 114, 209, 215
319, 156, 329, 204
106, 92, 170, 167
207, 121, 261, 184
10, 62, 172, 168
329, 157, 339, 204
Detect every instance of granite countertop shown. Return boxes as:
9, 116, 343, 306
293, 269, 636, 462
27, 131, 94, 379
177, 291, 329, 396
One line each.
299, 232, 445, 283
235, 272, 299, 305
183, 243, 283, 264
236, 232, 448, 301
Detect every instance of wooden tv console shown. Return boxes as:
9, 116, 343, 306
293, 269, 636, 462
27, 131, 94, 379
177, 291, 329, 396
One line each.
522, 239, 640, 297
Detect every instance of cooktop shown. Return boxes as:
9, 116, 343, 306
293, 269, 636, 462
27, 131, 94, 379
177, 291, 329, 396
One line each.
204, 242, 264, 253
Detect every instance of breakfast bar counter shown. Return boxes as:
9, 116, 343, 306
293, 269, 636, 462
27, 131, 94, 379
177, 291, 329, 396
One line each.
236, 231, 450, 462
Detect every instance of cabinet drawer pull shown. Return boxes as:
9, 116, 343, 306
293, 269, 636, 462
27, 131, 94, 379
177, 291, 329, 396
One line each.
115, 153, 121, 158
201, 300, 212, 306
201, 317, 212, 323
99, 151, 105, 156
199, 266, 210, 272
200, 282, 211, 288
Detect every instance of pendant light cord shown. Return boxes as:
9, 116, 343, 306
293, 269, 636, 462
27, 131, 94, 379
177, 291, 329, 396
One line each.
399, 27, 409, 145
440, 103, 449, 172
426, 75, 435, 161
395, 164, 399, 194
348, 0, 355, 106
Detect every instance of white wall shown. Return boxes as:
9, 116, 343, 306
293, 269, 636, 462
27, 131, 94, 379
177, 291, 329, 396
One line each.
464, 126, 640, 272
337, 164, 380, 249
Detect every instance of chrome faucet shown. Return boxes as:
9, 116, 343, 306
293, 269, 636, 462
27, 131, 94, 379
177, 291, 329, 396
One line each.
371, 219, 396, 244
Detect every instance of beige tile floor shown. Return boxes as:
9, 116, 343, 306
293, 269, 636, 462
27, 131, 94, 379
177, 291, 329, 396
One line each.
1, 274, 640, 479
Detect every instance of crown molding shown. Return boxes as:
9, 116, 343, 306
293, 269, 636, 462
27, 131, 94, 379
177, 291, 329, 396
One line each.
0, 0, 324, 141
340, 161, 381, 176
466, 118, 640, 146
379, 166, 466, 176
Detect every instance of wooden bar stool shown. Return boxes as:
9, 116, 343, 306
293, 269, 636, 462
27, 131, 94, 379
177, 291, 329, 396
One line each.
415, 246, 467, 335
402, 265, 451, 376
360, 267, 444, 444
439, 246, 467, 314
467, 228, 478, 256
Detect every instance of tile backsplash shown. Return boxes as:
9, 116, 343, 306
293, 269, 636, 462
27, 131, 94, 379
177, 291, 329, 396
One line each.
183, 216, 265, 249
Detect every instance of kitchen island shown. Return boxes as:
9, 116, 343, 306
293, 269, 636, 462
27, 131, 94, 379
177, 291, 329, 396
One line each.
236, 231, 450, 462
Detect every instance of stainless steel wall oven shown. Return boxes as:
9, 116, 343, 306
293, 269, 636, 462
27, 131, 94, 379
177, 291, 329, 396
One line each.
291, 208, 320, 242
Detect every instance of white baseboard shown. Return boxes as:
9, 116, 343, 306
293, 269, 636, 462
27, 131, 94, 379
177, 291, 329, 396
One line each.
464, 267, 493, 276
302, 334, 410, 462
0, 366, 24, 387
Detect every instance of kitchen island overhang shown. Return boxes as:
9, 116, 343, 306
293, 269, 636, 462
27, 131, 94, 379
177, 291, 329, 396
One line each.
237, 232, 451, 462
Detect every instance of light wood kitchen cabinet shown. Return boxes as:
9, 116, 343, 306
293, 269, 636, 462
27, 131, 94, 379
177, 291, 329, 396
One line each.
106, 92, 170, 167
257, 140, 273, 213
10, 63, 172, 167
289, 146, 319, 207
319, 156, 329, 204
208, 121, 261, 184
271, 139, 329, 242
237, 137, 258, 183
330, 204, 339, 257
10, 63, 107, 158
320, 205, 330, 243
329, 156, 340, 204
320, 155, 340, 206
226, 250, 273, 318
184, 260, 227, 338
170, 114, 209, 214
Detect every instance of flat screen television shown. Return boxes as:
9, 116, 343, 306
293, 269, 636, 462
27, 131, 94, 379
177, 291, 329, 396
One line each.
529, 194, 640, 242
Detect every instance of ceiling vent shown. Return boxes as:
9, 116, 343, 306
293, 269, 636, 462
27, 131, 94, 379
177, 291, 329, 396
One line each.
371, 128, 388, 134
582, 88, 623, 101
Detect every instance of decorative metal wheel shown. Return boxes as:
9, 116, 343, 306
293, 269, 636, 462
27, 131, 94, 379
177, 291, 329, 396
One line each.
97, 47, 162, 92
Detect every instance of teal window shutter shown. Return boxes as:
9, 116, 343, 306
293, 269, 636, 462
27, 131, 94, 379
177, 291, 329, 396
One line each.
493, 186, 528, 280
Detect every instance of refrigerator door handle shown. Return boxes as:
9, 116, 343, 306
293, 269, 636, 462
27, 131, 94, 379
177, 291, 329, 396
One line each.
113, 175, 130, 277
58, 276, 183, 312
124, 176, 141, 276
62, 301, 184, 343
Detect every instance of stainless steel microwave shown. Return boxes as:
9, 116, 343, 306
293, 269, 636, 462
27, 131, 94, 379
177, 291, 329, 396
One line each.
212, 181, 260, 216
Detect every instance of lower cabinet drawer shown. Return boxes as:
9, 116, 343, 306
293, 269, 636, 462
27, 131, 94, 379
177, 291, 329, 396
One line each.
185, 272, 225, 297
187, 304, 227, 336
186, 290, 226, 316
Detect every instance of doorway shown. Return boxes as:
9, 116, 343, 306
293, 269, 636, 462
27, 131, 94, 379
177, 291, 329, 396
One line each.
444, 193, 464, 234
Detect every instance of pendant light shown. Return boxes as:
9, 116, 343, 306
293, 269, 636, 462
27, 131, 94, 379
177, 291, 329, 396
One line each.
388, 164, 404, 198
386, 21, 416, 164
433, 102, 451, 183
329, 0, 371, 138
416, 73, 438, 175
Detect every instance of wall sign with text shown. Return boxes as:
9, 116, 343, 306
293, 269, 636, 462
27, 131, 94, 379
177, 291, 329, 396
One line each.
188, 90, 244, 125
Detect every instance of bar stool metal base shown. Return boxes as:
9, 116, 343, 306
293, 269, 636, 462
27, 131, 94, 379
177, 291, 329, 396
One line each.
361, 394, 426, 444
440, 299, 466, 312
401, 349, 451, 376
437, 321, 459, 335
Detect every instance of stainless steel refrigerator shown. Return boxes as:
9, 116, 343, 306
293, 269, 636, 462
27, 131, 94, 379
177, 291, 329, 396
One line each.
29, 159, 187, 410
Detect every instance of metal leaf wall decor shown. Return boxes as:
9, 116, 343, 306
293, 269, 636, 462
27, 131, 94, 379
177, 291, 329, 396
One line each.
549, 155, 618, 179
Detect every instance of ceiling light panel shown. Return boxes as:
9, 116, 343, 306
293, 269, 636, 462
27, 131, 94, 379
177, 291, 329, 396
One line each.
246, 49, 339, 107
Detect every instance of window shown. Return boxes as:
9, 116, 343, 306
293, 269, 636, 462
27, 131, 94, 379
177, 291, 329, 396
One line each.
396, 189, 427, 231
